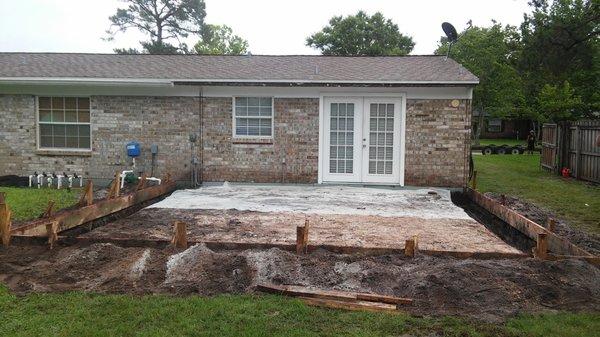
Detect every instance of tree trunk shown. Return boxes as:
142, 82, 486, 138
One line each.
473, 108, 485, 146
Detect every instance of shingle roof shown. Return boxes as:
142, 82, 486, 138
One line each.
0, 53, 478, 85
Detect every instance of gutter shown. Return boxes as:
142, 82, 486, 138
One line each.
0, 77, 479, 87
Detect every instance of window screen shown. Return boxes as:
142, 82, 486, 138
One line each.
38, 97, 91, 149
487, 119, 502, 133
234, 97, 273, 137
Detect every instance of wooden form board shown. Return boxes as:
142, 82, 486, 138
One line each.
256, 283, 411, 312
11, 181, 176, 237
466, 188, 593, 257
62, 236, 528, 260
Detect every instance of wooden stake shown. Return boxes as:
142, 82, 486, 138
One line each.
500, 194, 507, 205
45, 221, 59, 250
471, 170, 478, 190
107, 171, 120, 199
40, 200, 55, 218
136, 173, 147, 190
0, 198, 12, 246
296, 219, 310, 254
535, 233, 548, 260
405, 237, 416, 257
547, 218, 557, 232
79, 180, 94, 206
171, 221, 188, 249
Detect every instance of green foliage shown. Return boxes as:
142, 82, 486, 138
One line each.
306, 11, 415, 56
106, 0, 207, 54
507, 312, 600, 337
537, 81, 583, 121
1, 286, 598, 336
0, 187, 79, 221
435, 24, 526, 120
519, 0, 599, 119
194, 24, 249, 55
473, 154, 600, 234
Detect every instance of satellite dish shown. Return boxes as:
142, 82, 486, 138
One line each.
441, 22, 459, 60
442, 22, 458, 42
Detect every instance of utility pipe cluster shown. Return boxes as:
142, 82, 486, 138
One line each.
28, 172, 83, 189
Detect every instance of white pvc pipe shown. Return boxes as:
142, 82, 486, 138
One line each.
120, 170, 134, 189
146, 177, 162, 185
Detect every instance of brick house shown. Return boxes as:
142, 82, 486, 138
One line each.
0, 53, 478, 188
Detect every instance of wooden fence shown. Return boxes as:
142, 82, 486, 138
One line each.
541, 121, 600, 183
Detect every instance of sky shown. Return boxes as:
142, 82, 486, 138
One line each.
0, 0, 532, 55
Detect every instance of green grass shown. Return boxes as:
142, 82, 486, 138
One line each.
473, 154, 600, 235
0, 187, 80, 222
474, 138, 526, 147
0, 285, 597, 337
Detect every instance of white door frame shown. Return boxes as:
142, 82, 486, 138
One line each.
318, 92, 406, 186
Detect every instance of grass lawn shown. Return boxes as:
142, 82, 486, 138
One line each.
473, 154, 600, 235
0, 285, 598, 337
0, 187, 80, 222
474, 138, 526, 147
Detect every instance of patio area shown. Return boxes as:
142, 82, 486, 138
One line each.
80, 184, 522, 254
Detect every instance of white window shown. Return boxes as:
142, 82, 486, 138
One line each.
487, 118, 502, 133
233, 97, 273, 137
38, 97, 91, 150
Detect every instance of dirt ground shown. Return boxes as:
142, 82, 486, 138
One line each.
1, 242, 598, 323
485, 192, 600, 255
78, 208, 522, 254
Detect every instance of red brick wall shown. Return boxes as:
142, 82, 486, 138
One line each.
201, 97, 319, 183
404, 99, 471, 187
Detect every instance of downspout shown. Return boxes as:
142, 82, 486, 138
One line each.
199, 88, 204, 184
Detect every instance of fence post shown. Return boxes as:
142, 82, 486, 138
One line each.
575, 125, 581, 179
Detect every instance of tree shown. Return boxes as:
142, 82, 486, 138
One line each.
538, 81, 582, 122
194, 24, 249, 55
106, 0, 206, 54
435, 24, 527, 144
519, 0, 599, 119
306, 11, 415, 56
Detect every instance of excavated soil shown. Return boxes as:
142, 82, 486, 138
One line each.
485, 192, 600, 255
78, 208, 522, 254
1, 243, 598, 323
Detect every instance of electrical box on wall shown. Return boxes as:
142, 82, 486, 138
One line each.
151, 144, 158, 154
126, 141, 141, 157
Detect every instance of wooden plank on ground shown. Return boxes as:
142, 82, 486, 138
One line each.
11, 181, 176, 236
298, 296, 398, 313
466, 188, 592, 257
256, 283, 412, 306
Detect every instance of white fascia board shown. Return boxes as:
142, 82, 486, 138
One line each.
0, 77, 173, 86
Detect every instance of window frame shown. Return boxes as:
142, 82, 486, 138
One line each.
36, 96, 92, 152
232, 96, 274, 139
486, 118, 503, 133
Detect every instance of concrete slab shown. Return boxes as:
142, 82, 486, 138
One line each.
82, 184, 523, 255
149, 184, 471, 220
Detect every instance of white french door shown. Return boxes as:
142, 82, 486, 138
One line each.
322, 96, 404, 184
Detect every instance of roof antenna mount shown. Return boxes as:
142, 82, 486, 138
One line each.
441, 22, 458, 61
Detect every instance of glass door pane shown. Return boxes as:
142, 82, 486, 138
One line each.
329, 102, 355, 174
368, 103, 394, 175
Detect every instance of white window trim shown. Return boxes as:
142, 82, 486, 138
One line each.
231, 96, 275, 139
36, 96, 93, 152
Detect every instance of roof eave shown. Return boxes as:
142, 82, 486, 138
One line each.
0, 77, 479, 87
